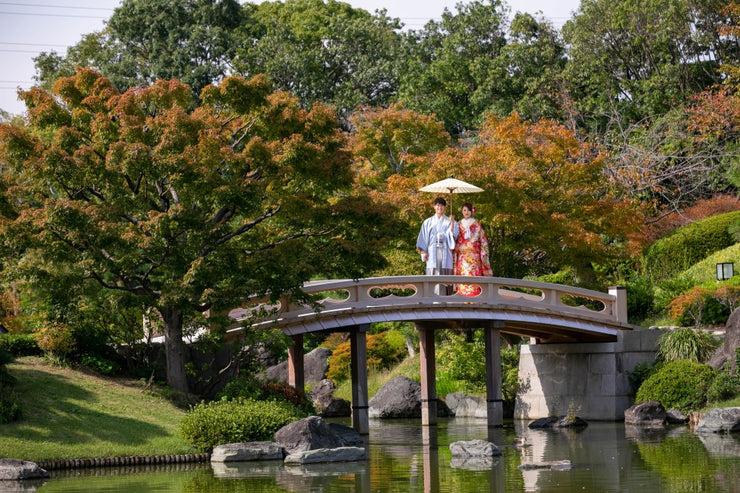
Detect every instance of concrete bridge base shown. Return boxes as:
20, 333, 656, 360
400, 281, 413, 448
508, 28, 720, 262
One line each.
514, 328, 661, 421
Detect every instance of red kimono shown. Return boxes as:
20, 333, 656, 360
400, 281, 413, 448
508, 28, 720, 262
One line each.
453, 218, 493, 296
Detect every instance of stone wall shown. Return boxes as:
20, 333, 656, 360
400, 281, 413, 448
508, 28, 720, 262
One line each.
514, 328, 661, 421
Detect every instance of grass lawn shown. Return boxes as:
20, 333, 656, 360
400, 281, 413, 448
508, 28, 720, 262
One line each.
1, 356, 198, 462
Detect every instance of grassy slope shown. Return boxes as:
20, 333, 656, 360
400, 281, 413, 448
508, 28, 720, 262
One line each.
1, 356, 197, 462
683, 242, 740, 284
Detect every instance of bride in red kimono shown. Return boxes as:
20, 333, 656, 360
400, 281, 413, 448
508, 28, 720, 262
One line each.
453, 202, 492, 296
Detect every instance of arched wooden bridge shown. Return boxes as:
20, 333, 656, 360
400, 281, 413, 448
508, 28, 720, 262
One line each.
225, 276, 632, 433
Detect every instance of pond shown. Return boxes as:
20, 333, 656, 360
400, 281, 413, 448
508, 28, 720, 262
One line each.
28, 418, 740, 492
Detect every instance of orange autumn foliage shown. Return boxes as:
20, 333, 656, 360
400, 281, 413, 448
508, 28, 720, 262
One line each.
376, 113, 645, 275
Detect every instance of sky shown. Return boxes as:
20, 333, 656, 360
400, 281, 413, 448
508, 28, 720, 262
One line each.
0, 0, 581, 116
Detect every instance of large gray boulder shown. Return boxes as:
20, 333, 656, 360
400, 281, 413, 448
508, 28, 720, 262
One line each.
369, 376, 421, 418
0, 459, 49, 480
528, 415, 588, 429
445, 392, 487, 418
320, 399, 351, 418
708, 308, 740, 372
624, 401, 666, 427
309, 379, 336, 411
449, 439, 502, 458
283, 446, 366, 465
695, 407, 740, 434
274, 416, 362, 454
210, 442, 285, 462
309, 379, 351, 417
266, 347, 332, 385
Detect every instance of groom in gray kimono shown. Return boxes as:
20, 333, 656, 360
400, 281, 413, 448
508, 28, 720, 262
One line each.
416, 197, 459, 295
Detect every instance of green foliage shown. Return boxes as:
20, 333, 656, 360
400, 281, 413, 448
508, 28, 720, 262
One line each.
0, 391, 21, 424
625, 274, 656, 323
219, 378, 315, 416
643, 211, 740, 282
33, 323, 76, 358
706, 366, 740, 404
80, 354, 120, 375
635, 360, 717, 413
0, 349, 21, 423
1, 68, 390, 393
628, 361, 658, 395
326, 330, 407, 382
437, 336, 487, 392
179, 397, 302, 451
0, 333, 40, 356
562, 0, 728, 134
683, 243, 740, 284
436, 333, 520, 401
654, 276, 698, 313
657, 328, 719, 363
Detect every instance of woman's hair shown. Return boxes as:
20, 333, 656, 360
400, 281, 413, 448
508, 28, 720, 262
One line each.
433, 197, 447, 206
461, 201, 473, 212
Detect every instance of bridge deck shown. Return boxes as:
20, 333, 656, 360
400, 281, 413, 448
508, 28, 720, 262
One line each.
226, 276, 631, 343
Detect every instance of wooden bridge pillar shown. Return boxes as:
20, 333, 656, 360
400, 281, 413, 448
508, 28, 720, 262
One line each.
287, 333, 304, 395
350, 324, 370, 435
417, 324, 438, 426
485, 324, 504, 427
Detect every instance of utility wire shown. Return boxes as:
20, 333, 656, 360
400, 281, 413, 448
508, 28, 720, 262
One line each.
0, 1, 114, 10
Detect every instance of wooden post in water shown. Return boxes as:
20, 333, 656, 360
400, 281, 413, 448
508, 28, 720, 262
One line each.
417, 324, 438, 426
287, 333, 304, 395
350, 324, 370, 434
485, 323, 504, 427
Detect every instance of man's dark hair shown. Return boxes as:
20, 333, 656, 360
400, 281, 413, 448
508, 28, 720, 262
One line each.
433, 197, 447, 206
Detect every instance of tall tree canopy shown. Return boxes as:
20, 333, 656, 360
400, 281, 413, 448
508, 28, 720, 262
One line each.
563, 0, 738, 134
234, 0, 404, 119
0, 68, 388, 392
399, 0, 509, 136
380, 114, 644, 281
35, 0, 243, 98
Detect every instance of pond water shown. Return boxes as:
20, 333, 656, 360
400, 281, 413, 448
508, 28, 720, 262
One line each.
28, 418, 740, 492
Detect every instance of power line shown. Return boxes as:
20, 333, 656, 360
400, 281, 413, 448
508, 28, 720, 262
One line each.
0, 1, 114, 10
0, 9, 106, 19
0, 41, 69, 48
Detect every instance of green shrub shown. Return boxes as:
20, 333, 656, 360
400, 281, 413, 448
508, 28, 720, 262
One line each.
657, 328, 719, 363
627, 361, 657, 395
635, 360, 717, 413
706, 367, 740, 404
34, 323, 76, 358
0, 333, 41, 356
436, 334, 520, 401
327, 331, 406, 382
180, 397, 303, 451
625, 275, 655, 323
643, 211, 740, 282
80, 354, 120, 375
0, 349, 21, 423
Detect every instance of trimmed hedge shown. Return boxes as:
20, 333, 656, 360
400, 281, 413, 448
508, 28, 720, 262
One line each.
643, 211, 740, 282
179, 397, 302, 451
0, 333, 41, 356
635, 360, 717, 413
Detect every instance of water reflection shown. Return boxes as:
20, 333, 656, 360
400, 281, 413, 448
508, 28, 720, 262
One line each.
26, 418, 740, 492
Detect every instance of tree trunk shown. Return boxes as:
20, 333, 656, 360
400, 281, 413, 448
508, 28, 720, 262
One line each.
159, 306, 189, 393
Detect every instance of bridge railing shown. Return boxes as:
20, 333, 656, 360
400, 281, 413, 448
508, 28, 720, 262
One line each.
228, 276, 627, 329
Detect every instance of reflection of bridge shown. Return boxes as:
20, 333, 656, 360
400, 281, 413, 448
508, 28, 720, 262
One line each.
227, 276, 633, 433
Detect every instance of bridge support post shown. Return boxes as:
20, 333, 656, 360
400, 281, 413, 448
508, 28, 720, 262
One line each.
287, 334, 304, 395
350, 325, 370, 435
417, 324, 437, 426
485, 324, 504, 427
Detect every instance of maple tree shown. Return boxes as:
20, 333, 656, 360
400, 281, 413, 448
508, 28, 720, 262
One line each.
348, 103, 451, 186
0, 68, 388, 393
378, 113, 644, 282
